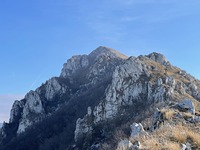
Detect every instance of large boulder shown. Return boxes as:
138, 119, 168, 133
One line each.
130, 123, 147, 138
176, 99, 195, 115
146, 52, 169, 66
117, 139, 133, 150
181, 142, 192, 150
152, 108, 165, 130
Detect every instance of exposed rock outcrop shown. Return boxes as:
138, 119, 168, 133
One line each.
60, 55, 89, 77
74, 107, 93, 142
73, 51, 200, 145
176, 99, 195, 115
93, 57, 148, 122
181, 143, 192, 150
130, 123, 147, 138
152, 108, 165, 130
117, 139, 133, 150
0, 122, 7, 139
2, 46, 200, 150
146, 52, 169, 66
4, 46, 126, 136
44, 77, 68, 100
17, 90, 44, 133
9, 100, 25, 123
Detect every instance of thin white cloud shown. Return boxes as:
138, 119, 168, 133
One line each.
29, 70, 47, 90
86, 16, 126, 43
108, 0, 192, 5
120, 16, 142, 22
105, 0, 174, 7
0, 94, 24, 123
30, 76, 41, 90
80, 0, 200, 46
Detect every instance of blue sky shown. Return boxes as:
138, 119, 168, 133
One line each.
1, 0, 200, 122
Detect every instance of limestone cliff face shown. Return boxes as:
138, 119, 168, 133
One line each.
93, 56, 148, 122
60, 46, 127, 85
60, 46, 127, 78
17, 90, 44, 133
74, 52, 200, 144
3, 46, 126, 137
9, 77, 70, 134
60, 55, 89, 78
2, 46, 200, 150
84, 54, 173, 122
9, 100, 25, 124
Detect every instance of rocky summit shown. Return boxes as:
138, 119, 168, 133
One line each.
1, 46, 200, 150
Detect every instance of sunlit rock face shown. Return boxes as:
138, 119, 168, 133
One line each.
93, 57, 148, 122
60, 46, 127, 79
74, 50, 200, 144
146, 52, 169, 66
60, 46, 128, 85
17, 90, 44, 133
92, 56, 175, 123
2, 46, 200, 150
44, 77, 67, 100
130, 123, 148, 138
5, 46, 127, 135
60, 55, 89, 78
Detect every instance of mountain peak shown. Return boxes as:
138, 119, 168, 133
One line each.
60, 46, 127, 78
2, 46, 200, 150
89, 46, 128, 60
146, 52, 169, 66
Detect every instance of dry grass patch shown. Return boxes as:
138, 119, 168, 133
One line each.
141, 137, 162, 150
131, 134, 180, 150
164, 141, 181, 150
130, 123, 200, 150
191, 99, 200, 112
170, 125, 187, 143
161, 108, 175, 120
169, 125, 200, 148
187, 129, 200, 148
183, 112, 193, 120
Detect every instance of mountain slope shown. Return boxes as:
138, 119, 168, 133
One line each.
0, 46, 127, 149
0, 46, 200, 150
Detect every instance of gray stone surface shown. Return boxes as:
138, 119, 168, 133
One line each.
117, 139, 133, 150
130, 123, 147, 138
177, 99, 195, 115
